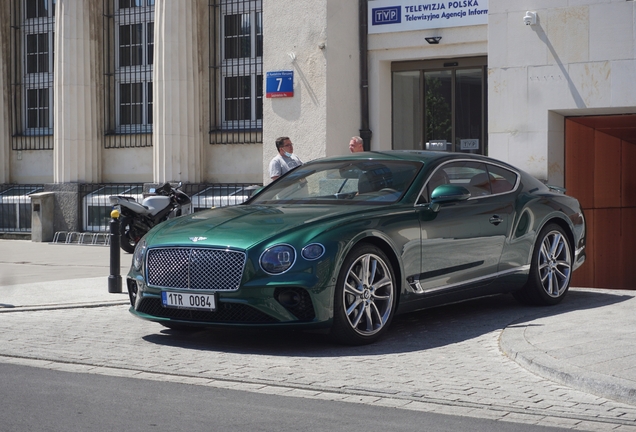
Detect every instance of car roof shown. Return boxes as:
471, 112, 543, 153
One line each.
313, 150, 509, 167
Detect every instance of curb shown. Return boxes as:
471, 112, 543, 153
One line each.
0, 300, 130, 313
500, 321, 636, 406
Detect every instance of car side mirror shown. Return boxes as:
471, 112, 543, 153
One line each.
431, 184, 471, 204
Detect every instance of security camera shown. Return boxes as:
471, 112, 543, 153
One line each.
523, 11, 537, 26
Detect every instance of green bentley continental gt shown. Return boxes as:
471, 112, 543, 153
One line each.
127, 151, 586, 345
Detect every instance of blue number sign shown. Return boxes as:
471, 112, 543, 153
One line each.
266, 70, 294, 98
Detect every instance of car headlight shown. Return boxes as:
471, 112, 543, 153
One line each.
132, 239, 147, 271
260, 244, 296, 274
301, 243, 325, 260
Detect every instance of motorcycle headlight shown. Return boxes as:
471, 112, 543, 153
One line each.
260, 244, 296, 274
132, 239, 147, 271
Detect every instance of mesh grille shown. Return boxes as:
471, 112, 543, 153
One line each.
146, 247, 246, 291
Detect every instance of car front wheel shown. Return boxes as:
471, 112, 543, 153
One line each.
331, 244, 397, 345
514, 223, 573, 306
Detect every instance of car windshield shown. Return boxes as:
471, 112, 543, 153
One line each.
250, 159, 423, 205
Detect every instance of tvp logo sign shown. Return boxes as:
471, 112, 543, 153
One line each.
372, 6, 401, 25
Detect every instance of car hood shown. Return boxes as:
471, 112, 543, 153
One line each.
145, 204, 379, 249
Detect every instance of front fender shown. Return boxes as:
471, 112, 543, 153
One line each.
314, 212, 416, 305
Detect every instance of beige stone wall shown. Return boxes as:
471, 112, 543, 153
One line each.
261, 0, 360, 183
53, 0, 103, 183
488, 0, 636, 185
4, 0, 635, 189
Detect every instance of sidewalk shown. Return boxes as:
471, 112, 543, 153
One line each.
0, 239, 130, 309
499, 288, 636, 406
1, 239, 635, 406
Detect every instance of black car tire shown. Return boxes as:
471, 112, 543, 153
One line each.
514, 223, 573, 306
119, 217, 138, 254
331, 244, 397, 345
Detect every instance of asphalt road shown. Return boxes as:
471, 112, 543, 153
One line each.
0, 363, 569, 432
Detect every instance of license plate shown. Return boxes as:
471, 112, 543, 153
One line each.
161, 291, 216, 311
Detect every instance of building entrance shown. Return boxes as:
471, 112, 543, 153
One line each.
392, 57, 487, 154
566, 114, 636, 290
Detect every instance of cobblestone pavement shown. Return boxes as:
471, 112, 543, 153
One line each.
2, 287, 636, 431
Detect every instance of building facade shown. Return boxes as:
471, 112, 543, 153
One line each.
1, 0, 635, 287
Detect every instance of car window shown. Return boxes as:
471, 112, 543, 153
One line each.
251, 160, 422, 205
486, 164, 517, 194
419, 161, 490, 203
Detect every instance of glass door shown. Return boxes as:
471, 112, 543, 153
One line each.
392, 57, 487, 155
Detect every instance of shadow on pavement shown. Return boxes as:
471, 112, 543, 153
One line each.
140, 288, 632, 357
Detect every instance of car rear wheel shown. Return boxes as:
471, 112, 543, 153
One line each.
514, 223, 573, 306
331, 244, 397, 345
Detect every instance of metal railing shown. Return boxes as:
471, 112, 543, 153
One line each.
0, 182, 261, 234
79, 182, 261, 233
0, 184, 45, 232
79, 183, 145, 233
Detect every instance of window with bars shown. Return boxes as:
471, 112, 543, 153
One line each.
20, 0, 55, 139
103, 0, 154, 148
210, 0, 263, 144
114, 0, 154, 134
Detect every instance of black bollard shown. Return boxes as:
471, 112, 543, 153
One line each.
108, 209, 122, 293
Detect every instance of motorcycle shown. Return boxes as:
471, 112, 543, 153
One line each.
109, 182, 192, 253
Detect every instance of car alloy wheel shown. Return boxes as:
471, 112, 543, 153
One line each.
538, 228, 572, 298
332, 244, 396, 345
514, 223, 573, 306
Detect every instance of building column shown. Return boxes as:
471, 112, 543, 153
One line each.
153, 0, 203, 183
53, 0, 102, 183
0, 0, 10, 184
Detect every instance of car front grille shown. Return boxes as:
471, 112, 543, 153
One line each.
146, 247, 246, 291
136, 298, 278, 324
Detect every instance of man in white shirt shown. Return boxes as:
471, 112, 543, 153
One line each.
269, 136, 303, 181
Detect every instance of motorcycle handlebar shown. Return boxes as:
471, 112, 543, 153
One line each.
149, 182, 185, 197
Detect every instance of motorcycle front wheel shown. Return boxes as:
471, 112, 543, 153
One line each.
119, 217, 142, 253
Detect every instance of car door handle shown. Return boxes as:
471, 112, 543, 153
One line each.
489, 215, 503, 226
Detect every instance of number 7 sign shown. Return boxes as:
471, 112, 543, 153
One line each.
266, 70, 294, 98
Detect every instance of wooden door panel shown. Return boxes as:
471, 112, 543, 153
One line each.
565, 121, 595, 209
620, 208, 636, 289
563, 118, 635, 289
623, 141, 636, 208
592, 208, 623, 288
594, 132, 621, 209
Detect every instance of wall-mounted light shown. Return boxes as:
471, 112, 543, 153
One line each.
523, 11, 537, 26
425, 36, 442, 45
